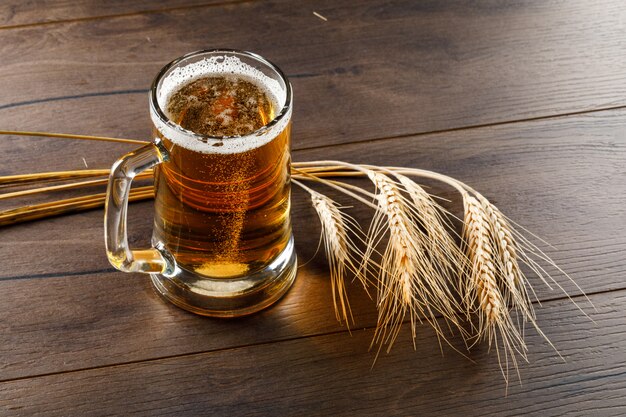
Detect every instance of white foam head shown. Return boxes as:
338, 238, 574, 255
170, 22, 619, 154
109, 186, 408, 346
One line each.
150, 54, 291, 154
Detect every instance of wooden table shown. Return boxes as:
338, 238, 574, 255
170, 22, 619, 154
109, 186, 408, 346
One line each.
1, 1, 625, 415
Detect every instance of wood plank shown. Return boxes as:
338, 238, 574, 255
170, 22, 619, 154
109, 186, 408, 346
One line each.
0, 1, 226, 28
3, 1, 623, 413
1, 290, 623, 416
0, 263, 376, 382
1, 0, 625, 149
0, 109, 623, 381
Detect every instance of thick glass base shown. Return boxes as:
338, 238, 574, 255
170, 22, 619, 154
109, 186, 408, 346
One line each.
150, 236, 297, 317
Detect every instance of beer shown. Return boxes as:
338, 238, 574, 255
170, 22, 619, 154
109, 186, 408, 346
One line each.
104, 50, 296, 316
152, 65, 292, 278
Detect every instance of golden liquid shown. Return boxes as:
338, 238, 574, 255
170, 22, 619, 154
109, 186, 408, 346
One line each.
152, 76, 291, 278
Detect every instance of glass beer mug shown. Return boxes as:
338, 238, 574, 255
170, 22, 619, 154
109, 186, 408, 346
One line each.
105, 50, 296, 317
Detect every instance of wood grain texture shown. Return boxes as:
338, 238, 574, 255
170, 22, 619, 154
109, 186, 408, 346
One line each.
0, 0, 227, 28
0, 0, 625, 149
0, 262, 376, 381
1, 1, 625, 414
1, 290, 624, 416
0, 109, 623, 381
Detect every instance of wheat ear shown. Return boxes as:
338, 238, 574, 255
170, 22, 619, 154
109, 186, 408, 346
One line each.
478, 196, 534, 318
462, 194, 527, 383
395, 174, 466, 282
366, 171, 461, 353
292, 179, 368, 325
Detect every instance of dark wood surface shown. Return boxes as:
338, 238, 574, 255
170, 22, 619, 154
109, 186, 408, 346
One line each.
1, 1, 625, 416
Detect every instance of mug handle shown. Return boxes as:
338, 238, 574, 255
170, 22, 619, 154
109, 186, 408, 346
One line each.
105, 142, 169, 274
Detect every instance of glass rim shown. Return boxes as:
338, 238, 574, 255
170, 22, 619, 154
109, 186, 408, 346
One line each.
149, 48, 293, 141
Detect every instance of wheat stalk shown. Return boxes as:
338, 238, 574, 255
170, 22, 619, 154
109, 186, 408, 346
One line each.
0, 169, 111, 187
1, 132, 590, 385
0, 130, 147, 145
0, 186, 154, 226
0, 130, 151, 226
294, 161, 590, 382
0, 171, 153, 201
293, 167, 464, 351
